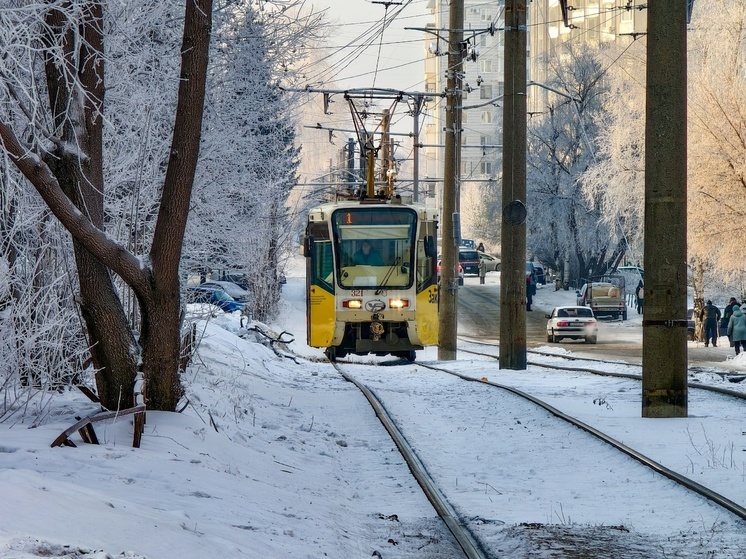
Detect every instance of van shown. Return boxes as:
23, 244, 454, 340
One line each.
531, 262, 546, 285
458, 249, 481, 275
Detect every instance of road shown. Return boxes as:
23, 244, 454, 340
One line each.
456, 276, 736, 368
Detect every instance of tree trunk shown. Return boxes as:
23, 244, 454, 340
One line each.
42, 3, 139, 410
0, 0, 213, 412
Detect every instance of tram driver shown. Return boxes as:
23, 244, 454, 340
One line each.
352, 240, 383, 266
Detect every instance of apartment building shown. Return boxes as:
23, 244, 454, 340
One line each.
422, 0, 647, 213
423, 0, 506, 217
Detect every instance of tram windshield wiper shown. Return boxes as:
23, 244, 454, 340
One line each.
375, 256, 402, 295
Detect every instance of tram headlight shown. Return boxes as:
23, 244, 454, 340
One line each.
388, 298, 410, 309
343, 299, 363, 309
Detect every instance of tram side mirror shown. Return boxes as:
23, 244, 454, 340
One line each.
303, 236, 313, 258
424, 235, 435, 258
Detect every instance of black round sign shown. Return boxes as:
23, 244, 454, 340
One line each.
503, 200, 527, 225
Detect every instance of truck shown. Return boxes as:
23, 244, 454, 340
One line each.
576, 274, 627, 320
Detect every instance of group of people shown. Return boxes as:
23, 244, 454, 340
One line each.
700, 297, 746, 355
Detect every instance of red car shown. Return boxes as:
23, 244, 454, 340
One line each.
436, 260, 464, 285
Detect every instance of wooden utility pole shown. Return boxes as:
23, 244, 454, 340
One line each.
499, 0, 527, 370
642, 0, 688, 417
437, 0, 464, 360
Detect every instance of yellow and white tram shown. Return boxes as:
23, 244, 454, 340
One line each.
303, 195, 439, 361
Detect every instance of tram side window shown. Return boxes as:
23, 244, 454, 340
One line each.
312, 241, 334, 290
417, 240, 433, 287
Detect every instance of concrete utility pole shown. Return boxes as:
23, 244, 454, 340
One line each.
410, 95, 427, 202
380, 109, 391, 185
642, 0, 688, 417
437, 0, 464, 360
499, 0, 528, 370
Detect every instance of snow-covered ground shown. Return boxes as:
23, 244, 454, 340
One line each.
1, 260, 745, 558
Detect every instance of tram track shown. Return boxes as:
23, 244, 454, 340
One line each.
330, 358, 746, 557
416, 361, 746, 523
457, 336, 746, 401
332, 362, 485, 559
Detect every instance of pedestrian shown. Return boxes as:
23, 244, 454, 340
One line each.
477, 242, 485, 253
526, 269, 536, 311
727, 304, 746, 355
635, 280, 644, 314
478, 257, 486, 284
352, 240, 383, 265
721, 297, 739, 339
699, 300, 721, 347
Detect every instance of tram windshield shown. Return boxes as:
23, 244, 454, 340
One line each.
332, 207, 417, 289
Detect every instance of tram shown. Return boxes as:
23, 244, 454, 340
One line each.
303, 193, 439, 362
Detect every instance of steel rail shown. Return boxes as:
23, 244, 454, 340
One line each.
456, 340, 746, 401
417, 361, 746, 522
332, 363, 489, 559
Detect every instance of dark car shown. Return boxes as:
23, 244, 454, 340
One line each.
199, 280, 251, 302
186, 286, 248, 314
458, 249, 481, 276
531, 262, 546, 285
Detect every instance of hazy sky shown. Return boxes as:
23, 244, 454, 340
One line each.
307, 0, 431, 91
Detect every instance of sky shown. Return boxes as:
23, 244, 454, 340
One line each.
2, 258, 746, 558
294, 1, 434, 190
307, 0, 431, 92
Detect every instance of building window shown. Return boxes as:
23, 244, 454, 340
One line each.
480, 59, 493, 73
480, 161, 493, 175
480, 84, 492, 99
481, 111, 492, 124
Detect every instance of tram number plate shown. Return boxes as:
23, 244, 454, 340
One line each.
350, 289, 364, 297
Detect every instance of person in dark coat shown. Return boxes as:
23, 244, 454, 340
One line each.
721, 297, 739, 338
352, 241, 383, 265
476, 242, 485, 252
526, 270, 537, 311
635, 280, 644, 314
699, 300, 721, 347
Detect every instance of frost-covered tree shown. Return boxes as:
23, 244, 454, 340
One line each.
580, 39, 647, 266
527, 43, 620, 286
687, 0, 746, 284
0, 0, 212, 412
583, 1, 746, 303
183, 0, 314, 322
0, 165, 88, 399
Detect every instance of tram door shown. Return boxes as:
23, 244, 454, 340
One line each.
305, 222, 336, 348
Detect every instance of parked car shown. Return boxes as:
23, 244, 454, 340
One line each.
220, 273, 249, 291
531, 262, 546, 284
458, 249, 481, 276
478, 251, 501, 272
437, 260, 464, 285
546, 306, 598, 344
199, 280, 251, 302
186, 286, 248, 314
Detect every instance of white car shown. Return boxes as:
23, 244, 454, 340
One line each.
546, 306, 598, 344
